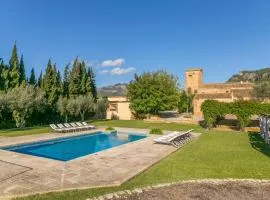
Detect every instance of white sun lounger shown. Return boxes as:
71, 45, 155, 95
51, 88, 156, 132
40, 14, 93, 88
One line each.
153, 129, 193, 147
70, 122, 85, 131
63, 123, 77, 132
49, 124, 63, 133
76, 122, 92, 130
57, 124, 72, 133
82, 122, 95, 129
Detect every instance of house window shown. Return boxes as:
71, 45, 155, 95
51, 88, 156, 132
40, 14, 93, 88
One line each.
187, 87, 192, 94
110, 103, 118, 112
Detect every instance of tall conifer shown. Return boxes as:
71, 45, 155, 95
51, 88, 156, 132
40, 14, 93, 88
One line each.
80, 61, 87, 95
0, 60, 5, 90
43, 59, 59, 105
69, 58, 81, 96
37, 71, 43, 88
63, 65, 70, 97
9, 42, 20, 88
88, 67, 97, 100
19, 55, 26, 84
56, 70, 62, 94
29, 67, 36, 86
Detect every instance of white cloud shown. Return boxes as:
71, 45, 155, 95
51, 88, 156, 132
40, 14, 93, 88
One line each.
98, 67, 135, 75
110, 67, 135, 75
100, 58, 125, 67
99, 69, 110, 74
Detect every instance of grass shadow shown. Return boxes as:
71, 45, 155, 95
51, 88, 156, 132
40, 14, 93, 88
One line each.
248, 132, 270, 157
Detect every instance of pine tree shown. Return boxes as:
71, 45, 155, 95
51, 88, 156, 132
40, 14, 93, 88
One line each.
37, 71, 43, 88
63, 65, 70, 97
69, 58, 81, 96
29, 67, 36, 86
9, 42, 20, 88
19, 55, 26, 85
87, 67, 97, 100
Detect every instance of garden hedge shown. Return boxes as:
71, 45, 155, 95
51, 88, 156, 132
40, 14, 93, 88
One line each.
201, 100, 270, 131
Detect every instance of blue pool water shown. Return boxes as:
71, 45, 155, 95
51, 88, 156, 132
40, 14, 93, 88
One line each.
2, 132, 146, 161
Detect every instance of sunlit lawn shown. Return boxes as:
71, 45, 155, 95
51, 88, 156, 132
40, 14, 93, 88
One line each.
12, 120, 270, 200
0, 126, 50, 137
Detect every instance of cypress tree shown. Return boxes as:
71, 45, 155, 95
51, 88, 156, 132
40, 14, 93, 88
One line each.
56, 70, 62, 94
37, 71, 43, 88
80, 61, 87, 95
87, 67, 97, 100
0, 60, 5, 90
63, 65, 70, 97
9, 42, 20, 88
19, 55, 26, 85
0, 58, 10, 91
29, 67, 36, 86
43, 59, 59, 105
69, 58, 81, 96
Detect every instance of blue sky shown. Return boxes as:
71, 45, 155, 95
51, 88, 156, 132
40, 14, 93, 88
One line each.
1, 0, 270, 87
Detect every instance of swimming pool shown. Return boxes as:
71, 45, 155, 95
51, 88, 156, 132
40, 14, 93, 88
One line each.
2, 132, 146, 161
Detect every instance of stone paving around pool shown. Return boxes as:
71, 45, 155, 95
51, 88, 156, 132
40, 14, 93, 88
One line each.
0, 128, 197, 199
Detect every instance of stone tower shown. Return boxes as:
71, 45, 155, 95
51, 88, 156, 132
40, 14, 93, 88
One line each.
184, 68, 203, 94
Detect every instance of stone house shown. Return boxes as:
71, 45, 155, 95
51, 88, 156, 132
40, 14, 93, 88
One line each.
106, 68, 254, 120
185, 68, 254, 119
106, 96, 132, 120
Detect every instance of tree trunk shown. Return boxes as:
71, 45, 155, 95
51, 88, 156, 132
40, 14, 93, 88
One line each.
80, 111, 85, 121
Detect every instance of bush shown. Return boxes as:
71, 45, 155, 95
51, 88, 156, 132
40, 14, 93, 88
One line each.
201, 100, 270, 131
127, 70, 180, 117
105, 126, 115, 131
149, 128, 163, 135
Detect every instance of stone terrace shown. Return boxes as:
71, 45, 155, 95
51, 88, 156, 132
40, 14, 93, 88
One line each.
0, 128, 188, 199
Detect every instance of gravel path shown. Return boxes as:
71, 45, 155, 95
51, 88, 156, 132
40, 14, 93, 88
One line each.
108, 180, 270, 200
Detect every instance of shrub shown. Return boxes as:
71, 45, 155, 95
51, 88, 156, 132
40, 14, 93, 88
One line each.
149, 128, 163, 135
201, 100, 270, 131
105, 126, 115, 131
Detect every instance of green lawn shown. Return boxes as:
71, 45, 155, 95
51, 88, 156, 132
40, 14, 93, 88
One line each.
92, 119, 206, 132
0, 126, 50, 137
13, 120, 270, 200
0, 119, 204, 137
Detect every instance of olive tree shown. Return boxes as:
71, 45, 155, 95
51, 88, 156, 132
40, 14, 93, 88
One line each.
57, 97, 69, 122
0, 91, 9, 119
7, 86, 46, 128
75, 94, 95, 121
66, 94, 95, 121
94, 97, 108, 119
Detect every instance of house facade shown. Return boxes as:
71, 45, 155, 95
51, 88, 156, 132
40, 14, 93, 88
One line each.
106, 68, 254, 120
106, 96, 132, 120
185, 68, 254, 118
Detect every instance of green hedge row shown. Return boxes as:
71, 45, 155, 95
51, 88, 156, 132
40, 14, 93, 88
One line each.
201, 100, 270, 131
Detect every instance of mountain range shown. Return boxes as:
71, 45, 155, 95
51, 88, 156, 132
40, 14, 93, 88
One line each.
227, 68, 270, 83
98, 83, 127, 97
